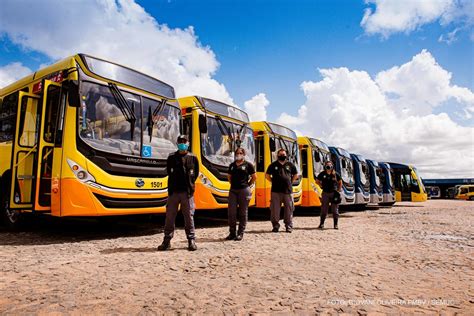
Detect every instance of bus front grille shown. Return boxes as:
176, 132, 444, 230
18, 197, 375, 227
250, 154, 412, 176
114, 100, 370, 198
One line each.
93, 194, 167, 209
211, 193, 228, 205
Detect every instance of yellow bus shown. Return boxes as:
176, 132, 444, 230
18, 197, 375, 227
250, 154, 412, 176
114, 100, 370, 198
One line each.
178, 96, 255, 210
0, 53, 181, 227
250, 121, 302, 208
388, 163, 427, 202
454, 185, 474, 201
298, 136, 331, 207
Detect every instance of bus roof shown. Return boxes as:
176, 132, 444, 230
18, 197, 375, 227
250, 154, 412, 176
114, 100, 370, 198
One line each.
197, 97, 249, 123
330, 146, 351, 158
266, 122, 297, 140
309, 138, 330, 152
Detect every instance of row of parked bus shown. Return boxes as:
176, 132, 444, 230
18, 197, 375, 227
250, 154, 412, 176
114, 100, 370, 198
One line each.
0, 54, 427, 227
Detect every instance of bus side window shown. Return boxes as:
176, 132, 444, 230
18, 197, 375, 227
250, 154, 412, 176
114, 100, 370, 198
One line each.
0, 92, 18, 142
255, 137, 264, 172
44, 85, 61, 143
460, 188, 468, 194
469, 186, 474, 193
301, 148, 308, 178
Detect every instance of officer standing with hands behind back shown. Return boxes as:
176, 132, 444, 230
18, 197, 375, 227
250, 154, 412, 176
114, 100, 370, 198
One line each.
265, 148, 299, 233
158, 135, 199, 251
316, 160, 342, 230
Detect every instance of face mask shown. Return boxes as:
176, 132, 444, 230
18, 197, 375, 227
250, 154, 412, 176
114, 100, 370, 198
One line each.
235, 154, 244, 161
278, 155, 287, 162
325, 165, 333, 170
177, 143, 189, 151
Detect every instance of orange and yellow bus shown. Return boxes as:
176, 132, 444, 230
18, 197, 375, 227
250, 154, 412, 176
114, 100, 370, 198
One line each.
0, 53, 180, 227
298, 136, 331, 207
178, 96, 255, 209
250, 121, 302, 208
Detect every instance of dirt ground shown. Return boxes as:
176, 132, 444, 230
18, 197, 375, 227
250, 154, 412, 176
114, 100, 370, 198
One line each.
0, 200, 473, 315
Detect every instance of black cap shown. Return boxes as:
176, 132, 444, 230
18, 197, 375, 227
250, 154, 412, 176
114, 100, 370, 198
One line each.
177, 134, 188, 142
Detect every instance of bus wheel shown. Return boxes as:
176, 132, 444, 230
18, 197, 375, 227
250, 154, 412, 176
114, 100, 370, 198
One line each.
0, 185, 22, 229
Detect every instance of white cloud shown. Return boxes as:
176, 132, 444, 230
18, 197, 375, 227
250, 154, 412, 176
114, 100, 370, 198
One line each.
361, 0, 474, 40
0, 0, 232, 102
0, 62, 32, 88
244, 93, 270, 121
375, 49, 474, 117
277, 50, 474, 178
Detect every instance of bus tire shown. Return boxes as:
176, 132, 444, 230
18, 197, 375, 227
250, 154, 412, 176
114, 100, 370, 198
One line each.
0, 181, 22, 229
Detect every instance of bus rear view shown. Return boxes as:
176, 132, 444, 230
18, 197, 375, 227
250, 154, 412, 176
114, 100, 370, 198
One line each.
0, 54, 180, 227
178, 96, 255, 210
328, 147, 355, 205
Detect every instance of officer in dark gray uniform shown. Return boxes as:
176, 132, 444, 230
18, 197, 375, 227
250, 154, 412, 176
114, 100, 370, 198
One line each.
316, 160, 342, 229
158, 135, 199, 251
265, 148, 299, 233
226, 147, 257, 241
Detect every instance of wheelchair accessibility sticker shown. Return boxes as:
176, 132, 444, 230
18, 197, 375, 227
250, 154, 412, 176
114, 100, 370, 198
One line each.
142, 145, 152, 158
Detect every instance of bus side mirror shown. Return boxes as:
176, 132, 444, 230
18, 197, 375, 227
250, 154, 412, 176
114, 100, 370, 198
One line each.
269, 137, 276, 152
198, 114, 207, 134
341, 159, 347, 168
64, 80, 81, 107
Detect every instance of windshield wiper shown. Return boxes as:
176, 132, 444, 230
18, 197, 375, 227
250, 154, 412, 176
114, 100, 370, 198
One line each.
235, 123, 248, 148
108, 83, 137, 140
215, 116, 234, 150
146, 99, 166, 142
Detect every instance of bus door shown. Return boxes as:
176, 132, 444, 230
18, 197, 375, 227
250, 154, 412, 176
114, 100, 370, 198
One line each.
34, 80, 62, 211
10, 92, 40, 209
400, 173, 412, 201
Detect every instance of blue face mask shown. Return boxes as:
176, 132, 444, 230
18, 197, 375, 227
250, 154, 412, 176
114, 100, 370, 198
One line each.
177, 143, 189, 151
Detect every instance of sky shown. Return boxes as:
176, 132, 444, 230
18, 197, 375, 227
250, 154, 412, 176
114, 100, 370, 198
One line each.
0, 0, 473, 178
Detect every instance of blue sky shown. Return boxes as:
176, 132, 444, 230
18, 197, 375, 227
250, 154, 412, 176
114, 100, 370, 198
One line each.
137, 0, 473, 121
0, 0, 473, 177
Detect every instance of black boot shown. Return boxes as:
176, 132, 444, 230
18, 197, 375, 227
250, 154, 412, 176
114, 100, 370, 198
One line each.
157, 238, 171, 251
188, 239, 197, 251
334, 217, 339, 230
235, 233, 243, 241
318, 216, 326, 229
226, 232, 237, 240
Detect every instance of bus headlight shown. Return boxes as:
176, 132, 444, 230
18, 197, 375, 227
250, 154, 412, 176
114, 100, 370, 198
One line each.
199, 173, 214, 188
67, 159, 96, 183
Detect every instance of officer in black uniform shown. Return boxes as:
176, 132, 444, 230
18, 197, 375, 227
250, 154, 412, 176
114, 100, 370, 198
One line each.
316, 160, 342, 229
265, 148, 299, 233
158, 135, 199, 251
227, 147, 257, 241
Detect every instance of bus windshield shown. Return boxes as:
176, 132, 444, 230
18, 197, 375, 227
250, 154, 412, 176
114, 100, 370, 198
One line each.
201, 116, 255, 167
272, 137, 300, 173
79, 81, 180, 159
341, 157, 354, 185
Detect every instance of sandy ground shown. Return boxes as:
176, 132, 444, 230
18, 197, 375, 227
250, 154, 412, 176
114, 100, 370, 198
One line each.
0, 199, 473, 315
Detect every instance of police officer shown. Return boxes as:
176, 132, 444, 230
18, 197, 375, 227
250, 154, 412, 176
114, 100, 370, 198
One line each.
158, 135, 199, 251
315, 160, 342, 229
226, 147, 257, 241
265, 148, 299, 233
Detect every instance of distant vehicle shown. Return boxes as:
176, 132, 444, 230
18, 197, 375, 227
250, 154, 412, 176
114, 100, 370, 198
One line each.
178, 96, 255, 210
350, 154, 370, 206
425, 186, 441, 199
366, 160, 383, 205
454, 185, 474, 200
387, 163, 428, 202
250, 121, 302, 208
447, 187, 456, 199
379, 162, 396, 205
298, 136, 331, 207
328, 147, 355, 205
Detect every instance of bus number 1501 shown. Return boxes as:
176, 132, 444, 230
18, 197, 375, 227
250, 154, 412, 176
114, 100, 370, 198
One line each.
151, 182, 163, 188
